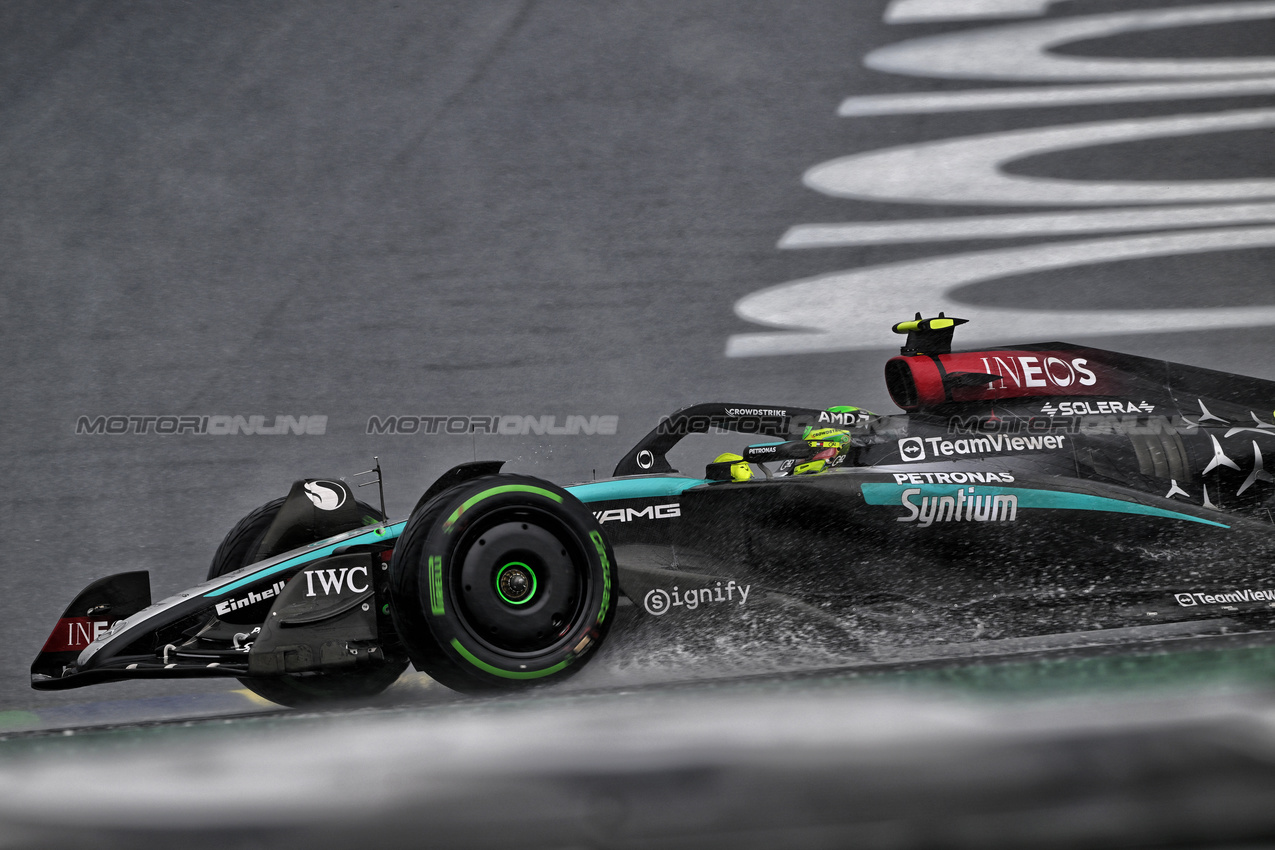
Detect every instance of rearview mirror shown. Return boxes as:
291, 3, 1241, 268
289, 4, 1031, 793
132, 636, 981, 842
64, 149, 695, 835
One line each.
743, 441, 816, 463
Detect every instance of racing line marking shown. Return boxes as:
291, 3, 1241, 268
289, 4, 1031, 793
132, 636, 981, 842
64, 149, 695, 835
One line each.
779, 203, 1275, 248
869, 2, 1275, 81
728, 227, 1275, 356
885, 0, 1057, 23
802, 109, 1275, 207
727, 1, 1275, 356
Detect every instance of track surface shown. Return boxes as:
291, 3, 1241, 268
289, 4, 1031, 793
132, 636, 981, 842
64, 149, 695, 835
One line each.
2, 4, 1275, 838
3, 0, 1275, 844
7, 652, 1275, 848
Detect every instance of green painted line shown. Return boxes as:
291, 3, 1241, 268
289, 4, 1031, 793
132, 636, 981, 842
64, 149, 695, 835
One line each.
0, 711, 40, 731
443, 485, 563, 533
449, 639, 571, 680
861, 483, 1230, 529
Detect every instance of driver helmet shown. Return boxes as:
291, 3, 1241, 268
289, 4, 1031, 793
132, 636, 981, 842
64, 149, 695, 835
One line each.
797, 405, 873, 445
793, 427, 850, 475
793, 405, 872, 475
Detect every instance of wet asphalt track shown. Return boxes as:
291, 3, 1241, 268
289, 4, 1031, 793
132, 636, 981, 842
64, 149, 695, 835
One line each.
1, 0, 1274, 844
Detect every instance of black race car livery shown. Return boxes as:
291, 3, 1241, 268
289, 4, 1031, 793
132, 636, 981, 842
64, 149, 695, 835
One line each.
32, 315, 1275, 705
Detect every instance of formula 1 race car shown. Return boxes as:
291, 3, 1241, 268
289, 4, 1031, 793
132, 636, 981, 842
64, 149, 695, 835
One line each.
32, 315, 1275, 706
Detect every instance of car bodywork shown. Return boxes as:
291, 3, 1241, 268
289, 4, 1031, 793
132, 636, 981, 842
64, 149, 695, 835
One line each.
32, 317, 1275, 698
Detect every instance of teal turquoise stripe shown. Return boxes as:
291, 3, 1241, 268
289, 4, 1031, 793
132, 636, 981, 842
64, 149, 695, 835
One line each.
205, 521, 408, 597
566, 477, 710, 503
209, 476, 708, 598
861, 484, 1229, 529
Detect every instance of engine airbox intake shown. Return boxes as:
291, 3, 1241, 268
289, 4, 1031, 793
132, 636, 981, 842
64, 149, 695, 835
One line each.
885, 348, 1107, 410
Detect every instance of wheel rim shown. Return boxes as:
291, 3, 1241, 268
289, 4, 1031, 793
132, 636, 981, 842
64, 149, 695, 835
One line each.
452, 507, 587, 654
495, 561, 538, 605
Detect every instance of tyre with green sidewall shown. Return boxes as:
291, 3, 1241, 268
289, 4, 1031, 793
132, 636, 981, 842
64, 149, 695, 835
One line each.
388, 473, 616, 694
208, 497, 408, 707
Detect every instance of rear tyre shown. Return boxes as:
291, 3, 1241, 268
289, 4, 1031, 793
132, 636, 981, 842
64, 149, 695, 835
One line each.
209, 497, 408, 707
388, 474, 616, 694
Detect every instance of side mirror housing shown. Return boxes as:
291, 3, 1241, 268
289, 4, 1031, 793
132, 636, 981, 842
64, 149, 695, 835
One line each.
742, 441, 815, 464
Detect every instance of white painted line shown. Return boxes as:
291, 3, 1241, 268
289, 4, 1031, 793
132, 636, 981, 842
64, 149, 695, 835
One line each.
728, 226, 1275, 357
838, 77, 1275, 117
867, 2, 1275, 81
805, 108, 1275, 207
885, 0, 1055, 23
778, 204, 1275, 248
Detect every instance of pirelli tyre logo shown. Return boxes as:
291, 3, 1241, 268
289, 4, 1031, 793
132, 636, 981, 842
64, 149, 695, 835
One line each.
594, 503, 680, 524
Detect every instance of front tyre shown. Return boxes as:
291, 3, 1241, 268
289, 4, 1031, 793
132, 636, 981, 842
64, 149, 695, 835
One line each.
209, 497, 407, 707
389, 474, 616, 694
